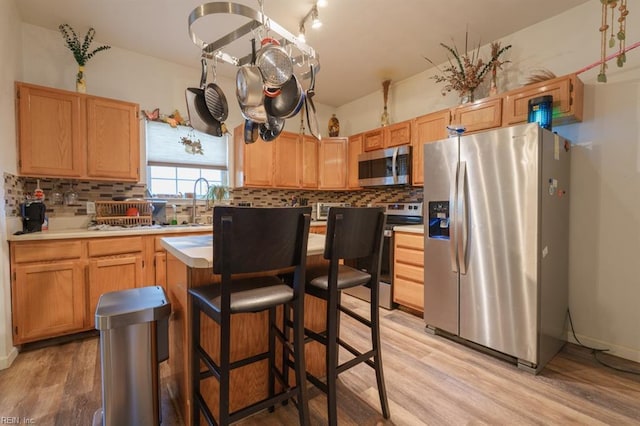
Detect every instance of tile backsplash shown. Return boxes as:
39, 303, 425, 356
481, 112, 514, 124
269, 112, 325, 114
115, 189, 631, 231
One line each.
4, 173, 424, 222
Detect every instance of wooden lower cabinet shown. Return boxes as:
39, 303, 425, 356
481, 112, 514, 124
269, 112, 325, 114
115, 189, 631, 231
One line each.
9, 230, 211, 345
310, 225, 327, 234
88, 253, 144, 318
393, 231, 425, 312
12, 260, 86, 344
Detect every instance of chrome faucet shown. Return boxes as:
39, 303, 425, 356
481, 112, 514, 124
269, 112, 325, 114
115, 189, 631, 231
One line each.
192, 177, 210, 224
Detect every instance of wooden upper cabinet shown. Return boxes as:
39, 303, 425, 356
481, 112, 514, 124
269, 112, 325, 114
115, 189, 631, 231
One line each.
363, 120, 412, 152
347, 133, 363, 189
318, 137, 348, 189
502, 73, 584, 127
385, 120, 412, 147
412, 110, 450, 186
274, 131, 301, 188
363, 129, 384, 152
15, 82, 140, 181
234, 125, 275, 188
86, 97, 139, 181
16, 83, 85, 178
452, 97, 502, 134
301, 135, 318, 189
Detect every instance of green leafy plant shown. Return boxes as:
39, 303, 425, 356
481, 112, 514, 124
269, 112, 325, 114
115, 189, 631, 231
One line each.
59, 24, 111, 66
208, 185, 229, 201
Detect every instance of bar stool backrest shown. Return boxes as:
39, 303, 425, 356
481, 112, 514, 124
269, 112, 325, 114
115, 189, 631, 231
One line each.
324, 206, 386, 268
213, 206, 312, 275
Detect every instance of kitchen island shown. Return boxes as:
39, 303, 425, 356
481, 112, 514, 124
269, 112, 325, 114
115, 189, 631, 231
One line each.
160, 233, 328, 425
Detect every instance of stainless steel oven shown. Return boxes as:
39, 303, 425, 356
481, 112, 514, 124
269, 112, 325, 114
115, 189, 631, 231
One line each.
344, 202, 423, 309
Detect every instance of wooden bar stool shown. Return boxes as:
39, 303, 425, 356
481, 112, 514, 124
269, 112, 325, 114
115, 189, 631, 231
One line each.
304, 206, 390, 425
189, 206, 312, 425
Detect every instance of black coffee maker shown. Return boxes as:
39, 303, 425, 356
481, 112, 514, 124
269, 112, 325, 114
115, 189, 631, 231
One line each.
20, 201, 46, 233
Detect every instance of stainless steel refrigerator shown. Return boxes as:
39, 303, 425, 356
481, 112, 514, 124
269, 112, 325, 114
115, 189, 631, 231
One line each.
423, 122, 570, 373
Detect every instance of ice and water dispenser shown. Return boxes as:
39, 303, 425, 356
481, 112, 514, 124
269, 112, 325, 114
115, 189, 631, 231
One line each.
428, 201, 450, 239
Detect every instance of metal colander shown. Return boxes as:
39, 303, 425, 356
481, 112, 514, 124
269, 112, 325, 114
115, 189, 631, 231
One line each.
256, 39, 293, 88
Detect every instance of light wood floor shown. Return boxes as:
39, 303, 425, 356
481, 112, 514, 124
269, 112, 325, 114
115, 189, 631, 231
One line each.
1, 295, 639, 425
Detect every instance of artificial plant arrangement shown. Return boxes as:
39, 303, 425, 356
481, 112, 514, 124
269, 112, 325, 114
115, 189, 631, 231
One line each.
207, 185, 229, 208
179, 128, 204, 155
424, 33, 511, 102
59, 24, 111, 92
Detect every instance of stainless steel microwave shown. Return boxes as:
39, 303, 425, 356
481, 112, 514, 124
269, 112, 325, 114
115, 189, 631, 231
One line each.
358, 146, 411, 187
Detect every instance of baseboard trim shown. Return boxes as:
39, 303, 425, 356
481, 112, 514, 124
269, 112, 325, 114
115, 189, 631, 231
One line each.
567, 333, 640, 364
0, 346, 18, 370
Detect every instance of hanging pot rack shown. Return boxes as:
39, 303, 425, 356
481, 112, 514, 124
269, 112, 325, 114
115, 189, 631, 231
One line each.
188, 2, 319, 76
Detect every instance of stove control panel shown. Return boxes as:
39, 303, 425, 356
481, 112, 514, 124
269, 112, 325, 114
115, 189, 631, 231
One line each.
371, 202, 423, 218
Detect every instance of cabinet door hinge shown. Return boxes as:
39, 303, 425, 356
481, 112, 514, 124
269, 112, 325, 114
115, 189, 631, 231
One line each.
12, 271, 16, 282
153, 258, 156, 267
16, 88, 20, 99
142, 260, 145, 268
14, 326, 18, 336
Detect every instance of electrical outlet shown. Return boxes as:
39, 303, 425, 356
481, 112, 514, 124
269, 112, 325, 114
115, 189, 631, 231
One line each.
86, 201, 96, 214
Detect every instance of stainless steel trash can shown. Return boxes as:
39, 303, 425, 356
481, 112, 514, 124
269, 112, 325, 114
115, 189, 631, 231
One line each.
92, 286, 171, 426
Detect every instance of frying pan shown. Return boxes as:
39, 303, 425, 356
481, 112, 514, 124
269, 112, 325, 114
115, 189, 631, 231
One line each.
204, 61, 228, 122
305, 64, 320, 140
264, 74, 304, 119
185, 58, 222, 136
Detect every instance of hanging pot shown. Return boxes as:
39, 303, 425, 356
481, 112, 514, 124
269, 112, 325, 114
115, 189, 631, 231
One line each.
259, 115, 285, 142
244, 119, 259, 144
236, 38, 267, 124
185, 58, 222, 136
264, 74, 304, 119
256, 37, 293, 90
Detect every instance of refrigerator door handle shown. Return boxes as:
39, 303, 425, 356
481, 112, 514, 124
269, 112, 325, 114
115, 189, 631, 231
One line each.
458, 161, 468, 275
449, 161, 459, 273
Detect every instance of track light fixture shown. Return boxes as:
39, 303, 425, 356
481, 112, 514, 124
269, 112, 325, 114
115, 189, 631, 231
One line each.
311, 6, 322, 28
299, 1, 325, 41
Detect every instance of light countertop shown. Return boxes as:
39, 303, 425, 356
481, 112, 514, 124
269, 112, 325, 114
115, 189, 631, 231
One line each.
6, 221, 328, 242
6, 224, 214, 241
393, 224, 424, 234
161, 233, 326, 269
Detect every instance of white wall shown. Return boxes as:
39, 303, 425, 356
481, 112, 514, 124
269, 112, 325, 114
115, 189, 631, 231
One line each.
0, 0, 22, 368
1, 0, 639, 366
337, 1, 640, 362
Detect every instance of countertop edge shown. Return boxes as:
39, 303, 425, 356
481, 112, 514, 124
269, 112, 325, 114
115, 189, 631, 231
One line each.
160, 233, 327, 269
393, 224, 424, 234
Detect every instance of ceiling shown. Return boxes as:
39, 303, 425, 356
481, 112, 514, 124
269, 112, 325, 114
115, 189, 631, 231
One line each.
16, 0, 591, 107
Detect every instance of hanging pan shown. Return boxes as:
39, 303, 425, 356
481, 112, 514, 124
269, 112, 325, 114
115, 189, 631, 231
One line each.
305, 64, 320, 140
204, 59, 228, 122
185, 58, 222, 136
264, 74, 304, 119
